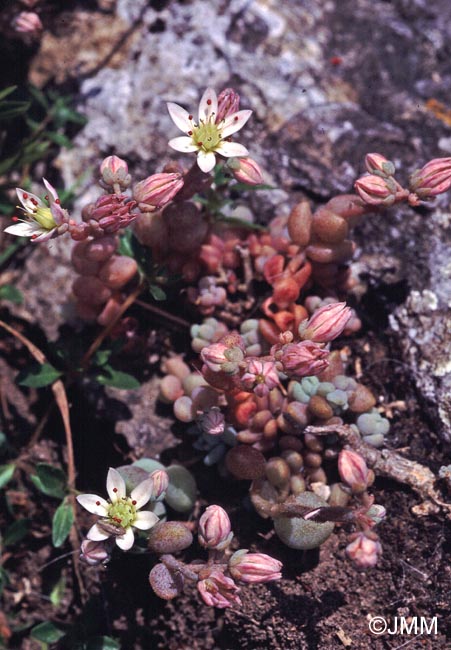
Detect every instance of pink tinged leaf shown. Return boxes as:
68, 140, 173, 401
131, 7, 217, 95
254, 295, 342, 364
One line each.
221, 110, 252, 138
197, 150, 217, 173
133, 510, 159, 530
106, 467, 126, 502
217, 141, 249, 158
198, 87, 218, 122
42, 178, 59, 202
115, 526, 134, 550
167, 102, 193, 132
87, 523, 111, 541
168, 136, 198, 153
76, 494, 109, 516
130, 478, 154, 509
16, 188, 43, 212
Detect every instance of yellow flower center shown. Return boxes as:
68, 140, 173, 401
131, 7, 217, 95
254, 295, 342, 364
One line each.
193, 121, 222, 152
33, 206, 57, 231
107, 497, 137, 528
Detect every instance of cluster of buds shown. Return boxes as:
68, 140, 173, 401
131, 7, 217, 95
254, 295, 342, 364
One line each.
355, 153, 451, 207
147, 504, 281, 608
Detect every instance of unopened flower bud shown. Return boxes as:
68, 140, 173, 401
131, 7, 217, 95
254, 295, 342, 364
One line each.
409, 157, 451, 199
13, 11, 42, 34
198, 505, 233, 550
100, 155, 130, 190
197, 570, 241, 608
229, 549, 282, 583
133, 173, 184, 210
90, 194, 137, 233
338, 449, 370, 494
216, 88, 240, 122
364, 153, 395, 177
346, 531, 382, 568
149, 469, 169, 500
200, 342, 229, 372
200, 407, 225, 436
227, 157, 264, 186
80, 539, 111, 566
240, 359, 280, 397
354, 174, 398, 206
278, 341, 329, 377
299, 302, 352, 343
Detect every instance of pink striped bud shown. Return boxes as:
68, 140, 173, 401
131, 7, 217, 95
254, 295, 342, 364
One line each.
229, 550, 282, 583
338, 450, 370, 494
299, 302, 352, 343
200, 408, 225, 436
409, 157, 451, 199
198, 505, 233, 550
227, 157, 264, 186
133, 173, 183, 211
240, 359, 280, 397
13, 11, 42, 34
354, 174, 398, 206
149, 469, 169, 500
100, 156, 130, 190
346, 531, 382, 568
216, 88, 240, 122
80, 539, 111, 566
197, 570, 241, 608
364, 153, 395, 177
200, 342, 229, 372
278, 341, 329, 377
89, 194, 137, 233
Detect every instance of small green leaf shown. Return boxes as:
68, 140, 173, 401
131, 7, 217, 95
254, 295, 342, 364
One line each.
86, 636, 120, 650
0, 86, 17, 102
0, 463, 15, 489
0, 567, 9, 596
95, 368, 140, 389
27, 84, 49, 109
31, 463, 67, 499
31, 621, 66, 644
50, 575, 66, 607
17, 362, 62, 388
45, 131, 74, 148
92, 348, 112, 367
0, 285, 23, 304
149, 284, 166, 301
165, 465, 197, 513
3, 518, 30, 546
52, 500, 74, 547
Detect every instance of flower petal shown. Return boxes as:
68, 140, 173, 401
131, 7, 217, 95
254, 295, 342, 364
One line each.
76, 494, 109, 516
216, 141, 249, 158
198, 88, 218, 123
32, 229, 56, 242
197, 150, 216, 173
16, 188, 43, 212
133, 510, 159, 530
50, 203, 66, 226
168, 136, 198, 153
130, 478, 154, 509
115, 526, 134, 551
106, 467, 126, 502
87, 523, 110, 541
221, 110, 252, 138
4, 222, 41, 237
167, 102, 193, 133
42, 178, 59, 202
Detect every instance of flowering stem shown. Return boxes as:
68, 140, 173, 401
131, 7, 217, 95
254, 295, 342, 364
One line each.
80, 282, 144, 369
135, 299, 191, 328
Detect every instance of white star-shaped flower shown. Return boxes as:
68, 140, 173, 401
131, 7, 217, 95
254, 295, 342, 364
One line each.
167, 88, 252, 173
76, 467, 160, 551
4, 179, 68, 242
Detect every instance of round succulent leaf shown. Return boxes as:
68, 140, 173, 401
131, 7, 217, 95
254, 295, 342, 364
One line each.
149, 563, 184, 600
273, 492, 334, 550
165, 465, 197, 513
